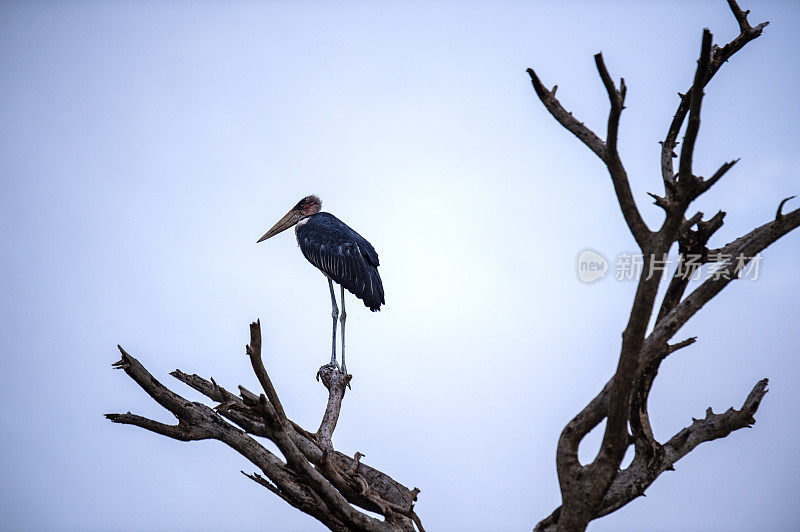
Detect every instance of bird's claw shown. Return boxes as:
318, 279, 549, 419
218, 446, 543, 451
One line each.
316, 362, 340, 382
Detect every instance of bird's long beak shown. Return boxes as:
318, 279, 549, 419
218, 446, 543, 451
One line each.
257, 209, 301, 243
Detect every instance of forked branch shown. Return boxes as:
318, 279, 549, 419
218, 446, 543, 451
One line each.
535, 378, 769, 532
660, 0, 768, 191
107, 322, 422, 532
648, 205, 800, 355
527, 2, 792, 531
527, 56, 652, 250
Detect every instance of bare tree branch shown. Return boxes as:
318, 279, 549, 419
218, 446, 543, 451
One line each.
316, 365, 352, 447
660, 0, 768, 191
245, 319, 288, 425
776, 195, 796, 220
536, 378, 769, 532
104, 412, 213, 441
678, 29, 713, 185
700, 158, 739, 194
594, 54, 652, 250
526, 2, 789, 531
603, 378, 768, 519
593, 54, 624, 150
543, 201, 798, 532
648, 206, 800, 356
527, 58, 652, 250
525, 68, 606, 159
107, 323, 422, 532
656, 210, 726, 324
172, 367, 419, 518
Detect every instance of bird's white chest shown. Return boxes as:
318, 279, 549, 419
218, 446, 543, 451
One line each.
295, 217, 310, 244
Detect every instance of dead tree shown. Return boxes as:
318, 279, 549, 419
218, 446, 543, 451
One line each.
526, 1, 797, 530
106, 321, 423, 532
107, 2, 797, 531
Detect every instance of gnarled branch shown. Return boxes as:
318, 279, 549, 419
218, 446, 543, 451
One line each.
107, 322, 422, 532
527, 56, 652, 251
536, 378, 768, 532
527, 2, 790, 531
648, 205, 800, 356
660, 0, 768, 192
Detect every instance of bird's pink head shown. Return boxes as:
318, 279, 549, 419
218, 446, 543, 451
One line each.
293, 195, 322, 218
257, 195, 321, 243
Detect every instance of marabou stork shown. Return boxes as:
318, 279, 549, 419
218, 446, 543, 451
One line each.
257, 195, 384, 374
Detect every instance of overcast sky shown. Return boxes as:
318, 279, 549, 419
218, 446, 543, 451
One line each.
2, 1, 799, 530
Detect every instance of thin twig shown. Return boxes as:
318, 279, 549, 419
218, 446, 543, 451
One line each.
678, 29, 713, 185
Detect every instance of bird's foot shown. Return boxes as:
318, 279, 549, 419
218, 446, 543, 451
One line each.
316, 362, 340, 382
316, 363, 353, 390
340, 365, 351, 389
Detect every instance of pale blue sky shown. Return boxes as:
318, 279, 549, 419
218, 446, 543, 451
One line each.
2, 1, 799, 530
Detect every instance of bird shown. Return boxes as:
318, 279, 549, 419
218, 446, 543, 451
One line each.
257, 195, 384, 374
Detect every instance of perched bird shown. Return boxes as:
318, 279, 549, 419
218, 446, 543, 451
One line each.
257, 195, 384, 373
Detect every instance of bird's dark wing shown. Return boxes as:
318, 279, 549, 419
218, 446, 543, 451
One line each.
297, 213, 385, 311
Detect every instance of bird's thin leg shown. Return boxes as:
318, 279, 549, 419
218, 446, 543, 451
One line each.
340, 284, 347, 374
328, 276, 339, 367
